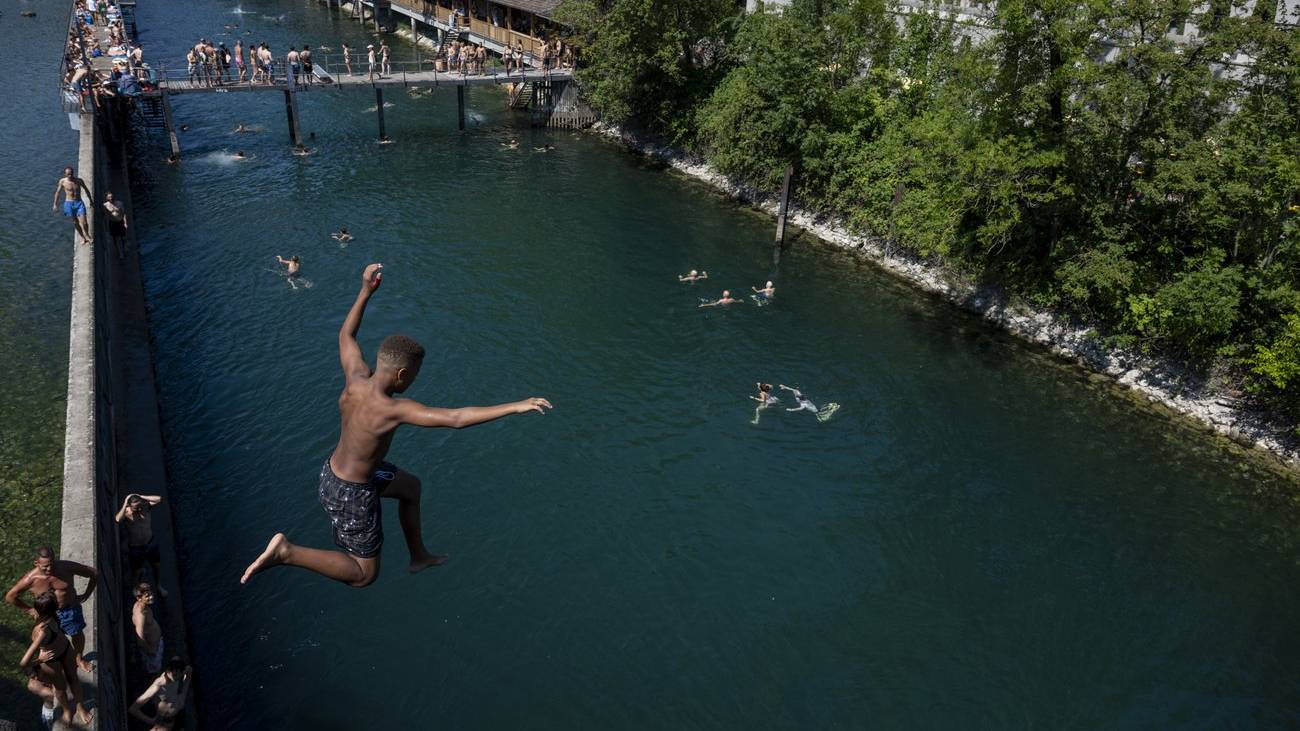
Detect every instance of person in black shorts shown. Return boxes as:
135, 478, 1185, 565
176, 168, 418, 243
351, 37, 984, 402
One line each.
103, 191, 129, 259
116, 494, 169, 597
241, 263, 553, 588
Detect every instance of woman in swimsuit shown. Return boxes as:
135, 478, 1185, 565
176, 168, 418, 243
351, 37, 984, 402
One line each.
21, 591, 92, 726
750, 382, 779, 424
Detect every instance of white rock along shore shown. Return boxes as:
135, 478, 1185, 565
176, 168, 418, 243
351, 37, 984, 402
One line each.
593, 122, 1300, 474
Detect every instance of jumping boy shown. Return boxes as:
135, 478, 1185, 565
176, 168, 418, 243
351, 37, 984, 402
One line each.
241, 263, 551, 588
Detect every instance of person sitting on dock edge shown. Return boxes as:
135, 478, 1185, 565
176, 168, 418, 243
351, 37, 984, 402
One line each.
240, 263, 552, 588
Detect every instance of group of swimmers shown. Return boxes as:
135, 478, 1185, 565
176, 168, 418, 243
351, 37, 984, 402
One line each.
680, 268, 838, 423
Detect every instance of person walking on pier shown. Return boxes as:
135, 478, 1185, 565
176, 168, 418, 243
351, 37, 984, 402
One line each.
5, 546, 98, 675
20, 592, 93, 727
52, 166, 93, 246
367, 44, 377, 82
240, 263, 553, 588
234, 40, 246, 82
380, 40, 391, 77
342, 42, 354, 76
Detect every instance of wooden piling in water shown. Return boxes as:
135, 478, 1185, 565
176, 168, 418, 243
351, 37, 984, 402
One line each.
161, 92, 180, 158
775, 163, 794, 247
376, 88, 387, 140
283, 90, 303, 147
457, 86, 465, 131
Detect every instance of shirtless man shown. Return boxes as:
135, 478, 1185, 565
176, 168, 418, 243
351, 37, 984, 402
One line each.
751, 280, 775, 302
699, 290, 744, 308
103, 191, 128, 260
678, 269, 707, 282
116, 493, 169, 597
130, 656, 191, 730
367, 44, 377, 82
276, 255, 301, 283
5, 546, 98, 673
53, 166, 93, 245
132, 582, 164, 674
342, 42, 353, 76
241, 263, 552, 588
331, 228, 353, 243
779, 384, 840, 422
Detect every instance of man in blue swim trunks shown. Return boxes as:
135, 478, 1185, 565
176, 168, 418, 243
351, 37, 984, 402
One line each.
52, 166, 94, 245
241, 263, 553, 588
5, 546, 98, 673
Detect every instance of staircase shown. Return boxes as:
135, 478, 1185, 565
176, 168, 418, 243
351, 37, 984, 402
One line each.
436, 28, 463, 59
136, 96, 167, 129
508, 80, 534, 109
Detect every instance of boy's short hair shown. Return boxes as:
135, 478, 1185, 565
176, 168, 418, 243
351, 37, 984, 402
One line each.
34, 591, 59, 618
135, 582, 154, 598
378, 335, 425, 370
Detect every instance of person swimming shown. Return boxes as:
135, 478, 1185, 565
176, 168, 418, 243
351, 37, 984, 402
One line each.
750, 382, 779, 424
751, 280, 775, 302
332, 228, 353, 243
533, 144, 555, 152
502, 139, 519, 149
276, 255, 301, 279
233, 150, 247, 160
679, 270, 708, 283
234, 124, 249, 133
779, 384, 840, 422
699, 290, 743, 308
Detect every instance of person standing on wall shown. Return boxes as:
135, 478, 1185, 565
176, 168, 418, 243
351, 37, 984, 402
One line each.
52, 166, 93, 246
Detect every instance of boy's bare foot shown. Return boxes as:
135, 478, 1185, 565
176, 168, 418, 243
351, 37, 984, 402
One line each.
241, 533, 290, 584
75, 707, 93, 727
76, 655, 95, 673
409, 553, 448, 573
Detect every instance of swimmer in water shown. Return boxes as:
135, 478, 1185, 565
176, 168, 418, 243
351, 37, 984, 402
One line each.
276, 255, 301, 279
699, 290, 743, 308
679, 270, 708, 283
779, 384, 840, 422
332, 228, 353, 243
292, 145, 313, 156
234, 124, 249, 133
750, 382, 779, 424
751, 280, 775, 301
165, 153, 179, 164
533, 144, 555, 152
233, 151, 247, 160
502, 139, 519, 149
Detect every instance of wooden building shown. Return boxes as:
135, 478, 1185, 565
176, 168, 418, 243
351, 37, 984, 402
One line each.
391, 0, 564, 58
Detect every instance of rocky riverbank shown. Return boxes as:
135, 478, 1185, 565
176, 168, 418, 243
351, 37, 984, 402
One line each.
593, 122, 1300, 475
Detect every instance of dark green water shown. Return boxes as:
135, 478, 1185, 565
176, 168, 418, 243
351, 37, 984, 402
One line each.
0, 1, 76, 715
114, 1, 1300, 728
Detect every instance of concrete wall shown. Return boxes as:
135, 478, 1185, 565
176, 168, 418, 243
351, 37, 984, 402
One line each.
58, 107, 196, 730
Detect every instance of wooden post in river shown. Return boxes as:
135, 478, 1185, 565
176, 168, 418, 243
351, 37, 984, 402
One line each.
774, 163, 794, 247
161, 93, 180, 159
375, 88, 387, 140
283, 90, 303, 147
457, 86, 466, 131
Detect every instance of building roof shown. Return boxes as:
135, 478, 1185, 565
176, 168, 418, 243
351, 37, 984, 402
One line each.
492, 0, 563, 21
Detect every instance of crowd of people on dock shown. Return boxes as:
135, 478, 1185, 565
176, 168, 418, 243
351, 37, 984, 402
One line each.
63, 0, 145, 112
5, 491, 190, 729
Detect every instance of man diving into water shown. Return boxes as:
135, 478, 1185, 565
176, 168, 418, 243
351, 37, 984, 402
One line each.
241, 263, 552, 587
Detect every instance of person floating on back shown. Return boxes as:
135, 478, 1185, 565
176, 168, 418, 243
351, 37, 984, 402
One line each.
678, 269, 707, 283
240, 263, 552, 588
779, 384, 840, 422
699, 290, 743, 308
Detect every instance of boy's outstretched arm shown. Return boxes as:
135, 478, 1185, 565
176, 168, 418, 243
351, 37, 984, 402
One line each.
340, 263, 382, 380
395, 397, 552, 429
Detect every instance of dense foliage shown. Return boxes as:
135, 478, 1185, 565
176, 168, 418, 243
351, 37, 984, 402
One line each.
561, 0, 1300, 418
